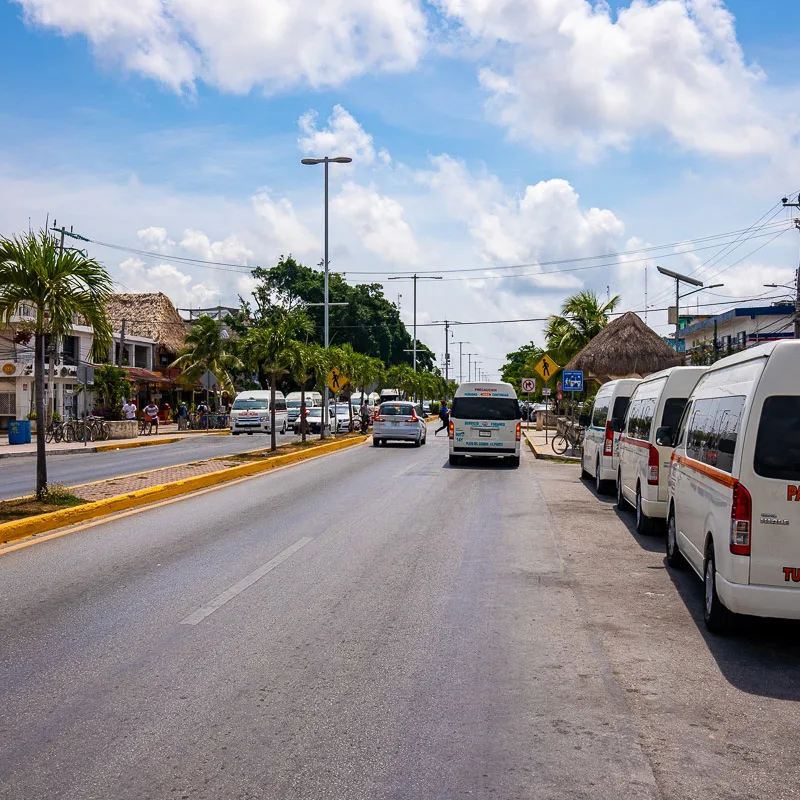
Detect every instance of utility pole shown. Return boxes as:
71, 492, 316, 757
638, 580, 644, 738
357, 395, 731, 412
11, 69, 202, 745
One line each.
454, 341, 470, 384
46, 223, 68, 425
466, 353, 474, 382
118, 318, 127, 367
780, 196, 800, 338
388, 274, 442, 372
657, 266, 703, 352
431, 319, 460, 385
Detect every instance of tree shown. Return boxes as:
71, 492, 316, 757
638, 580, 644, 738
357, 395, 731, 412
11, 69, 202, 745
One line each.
501, 342, 544, 394
287, 343, 326, 443
544, 290, 620, 363
0, 228, 113, 498
91, 365, 134, 418
348, 352, 384, 424
169, 314, 242, 395
328, 343, 359, 430
239, 310, 314, 451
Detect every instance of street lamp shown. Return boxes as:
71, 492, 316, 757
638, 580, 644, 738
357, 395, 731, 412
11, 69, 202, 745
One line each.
453, 341, 471, 383
301, 155, 353, 437
657, 266, 703, 351
388, 274, 442, 372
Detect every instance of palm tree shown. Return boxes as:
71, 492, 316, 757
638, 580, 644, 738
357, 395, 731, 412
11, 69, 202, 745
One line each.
349, 353, 384, 425
287, 342, 326, 443
169, 314, 242, 397
328, 344, 358, 431
545, 290, 621, 362
386, 364, 416, 401
0, 228, 114, 498
239, 310, 314, 451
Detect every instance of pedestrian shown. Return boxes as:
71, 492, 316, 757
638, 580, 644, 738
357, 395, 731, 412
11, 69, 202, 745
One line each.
177, 401, 188, 430
360, 400, 370, 434
435, 400, 450, 436
143, 399, 159, 435
122, 398, 137, 422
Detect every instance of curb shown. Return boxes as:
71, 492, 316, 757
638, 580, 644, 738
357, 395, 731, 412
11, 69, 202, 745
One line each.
0, 435, 368, 546
523, 434, 581, 463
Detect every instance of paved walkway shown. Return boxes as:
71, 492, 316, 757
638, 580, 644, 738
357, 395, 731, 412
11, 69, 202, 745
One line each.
522, 426, 582, 462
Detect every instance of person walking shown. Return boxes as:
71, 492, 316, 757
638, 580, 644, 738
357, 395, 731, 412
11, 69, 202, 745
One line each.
143, 399, 159, 435
359, 400, 371, 434
122, 398, 137, 422
435, 400, 450, 436
177, 401, 188, 430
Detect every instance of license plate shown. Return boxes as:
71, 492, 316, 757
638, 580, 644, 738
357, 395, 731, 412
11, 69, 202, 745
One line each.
479, 430, 492, 438
392, 421, 400, 426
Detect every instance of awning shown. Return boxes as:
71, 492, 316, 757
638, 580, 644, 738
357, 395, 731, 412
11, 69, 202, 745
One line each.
123, 367, 174, 386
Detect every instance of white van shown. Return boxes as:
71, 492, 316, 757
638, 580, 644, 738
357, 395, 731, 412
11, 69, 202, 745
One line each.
449, 382, 522, 467
616, 367, 707, 534
666, 341, 800, 632
580, 379, 640, 494
230, 390, 288, 436
380, 388, 402, 403
286, 391, 322, 427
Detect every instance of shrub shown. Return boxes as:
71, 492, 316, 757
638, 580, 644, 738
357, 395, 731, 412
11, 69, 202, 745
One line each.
429, 401, 440, 416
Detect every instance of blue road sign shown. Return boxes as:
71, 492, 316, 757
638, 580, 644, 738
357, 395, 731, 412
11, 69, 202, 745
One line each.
563, 370, 584, 392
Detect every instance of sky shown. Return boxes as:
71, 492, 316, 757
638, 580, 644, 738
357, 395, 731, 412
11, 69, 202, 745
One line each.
2, 0, 800, 379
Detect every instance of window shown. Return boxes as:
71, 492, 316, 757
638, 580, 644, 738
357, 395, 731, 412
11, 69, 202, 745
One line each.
675, 401, 692, 447
754, 397, 800, 480
627, 397, 656, 441
660, 398, 688, 438
379, 403, 414, 416
274, 399, 287, 412
451, 397, 520, 420
232, 398, 268, 410
592, 396, 610, 428
624, 398, 641, 437
611, 395, 632, 425
686, 395, 746, 473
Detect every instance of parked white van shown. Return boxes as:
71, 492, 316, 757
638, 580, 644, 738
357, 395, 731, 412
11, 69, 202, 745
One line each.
616, 367, 707, 534
580, 379, 640, 494
449, 382, 522, 467
230, 390, 288, 436
286, 391, 322, 427
666, 341, 800, 632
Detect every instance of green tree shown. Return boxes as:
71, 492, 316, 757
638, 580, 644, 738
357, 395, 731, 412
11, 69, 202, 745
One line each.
501, 342, 544, 394
348, 352, 385, 424
91, 365, 134, 418
239, 310, 314, 451
287, 343, 326, 443
544, 290, 620, 363
169, 314, 242, 395
0, 228, 113, 498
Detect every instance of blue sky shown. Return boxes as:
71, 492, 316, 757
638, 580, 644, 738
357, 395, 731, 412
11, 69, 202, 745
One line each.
2, 0, 799, 374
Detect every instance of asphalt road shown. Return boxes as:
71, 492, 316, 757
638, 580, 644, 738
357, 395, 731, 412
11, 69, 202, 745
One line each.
0, 430, 320, 499
2, 430, 799, 798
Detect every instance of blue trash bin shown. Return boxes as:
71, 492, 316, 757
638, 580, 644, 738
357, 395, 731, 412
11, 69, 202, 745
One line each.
8, 420, 32, 445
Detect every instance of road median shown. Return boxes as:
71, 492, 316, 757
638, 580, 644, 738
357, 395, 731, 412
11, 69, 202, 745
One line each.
0, 434, 368, 546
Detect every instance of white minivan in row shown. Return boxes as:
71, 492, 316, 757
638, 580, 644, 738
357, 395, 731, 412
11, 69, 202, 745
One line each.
449, 382, 522, 467
230, 390, 289, 436
580, 379, 639, 494
665, 341, 800, 632
616, 367, 707, 534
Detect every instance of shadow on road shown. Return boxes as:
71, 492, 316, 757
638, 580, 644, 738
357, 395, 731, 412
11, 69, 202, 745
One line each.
665, 561, 800, 700
444, 457, 518, 470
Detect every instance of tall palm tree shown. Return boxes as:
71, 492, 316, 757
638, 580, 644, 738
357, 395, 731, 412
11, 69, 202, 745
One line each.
0, 228, 114, 498
349, 353, 384, 424
240, 310, 314, 451
329, 344, 358, 430
545, 290, 621, 362
386, 364, 416, 401
169, 314, 242, 397
287, 342, 326, 443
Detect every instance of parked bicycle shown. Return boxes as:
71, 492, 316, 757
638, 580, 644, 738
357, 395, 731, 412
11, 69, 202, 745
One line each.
552, 424, 584, 456
44, 420, 66, 443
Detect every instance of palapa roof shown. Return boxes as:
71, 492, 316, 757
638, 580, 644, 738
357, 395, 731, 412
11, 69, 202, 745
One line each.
565, 312, 683, 382
105, 293, 189, 355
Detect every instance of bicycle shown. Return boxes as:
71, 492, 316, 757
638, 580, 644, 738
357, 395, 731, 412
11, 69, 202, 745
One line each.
45, 420, 65, 443
552, 424, 584, 456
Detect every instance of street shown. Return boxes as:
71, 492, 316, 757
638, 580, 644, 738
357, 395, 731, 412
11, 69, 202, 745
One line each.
0, 431, 319, 500
2, 426, 799, 799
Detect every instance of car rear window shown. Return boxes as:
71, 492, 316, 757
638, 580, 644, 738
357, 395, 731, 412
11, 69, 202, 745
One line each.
451, 397, 520, 420
754, 396, 800, 480
232, 399, 268, 410
379, 404, 414, 416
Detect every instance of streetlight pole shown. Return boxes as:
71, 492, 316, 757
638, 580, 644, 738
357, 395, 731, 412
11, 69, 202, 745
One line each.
387, 273, 442, 372
780, 197, 800, 338
301, 155, 352, 437
657, 266, 704, 353
454, 341, 470, 384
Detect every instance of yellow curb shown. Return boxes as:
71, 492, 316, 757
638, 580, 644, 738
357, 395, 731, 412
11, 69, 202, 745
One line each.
93, 436, 184, 452
0, 435, 368, 546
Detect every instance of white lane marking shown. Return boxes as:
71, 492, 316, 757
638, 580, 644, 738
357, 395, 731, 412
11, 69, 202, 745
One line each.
180, 537, 313, 626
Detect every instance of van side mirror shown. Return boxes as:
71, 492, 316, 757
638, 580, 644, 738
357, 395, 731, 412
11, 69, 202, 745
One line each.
608, 417, 624, 433
578, 414, 590, 427
655, 426, 673, 447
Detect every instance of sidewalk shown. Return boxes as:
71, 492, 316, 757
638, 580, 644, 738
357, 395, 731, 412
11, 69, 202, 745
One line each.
522, 426, 581, 463
0, 425, 229, 459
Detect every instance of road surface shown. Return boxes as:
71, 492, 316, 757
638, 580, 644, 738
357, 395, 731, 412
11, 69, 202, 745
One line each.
2, 427, 799, 799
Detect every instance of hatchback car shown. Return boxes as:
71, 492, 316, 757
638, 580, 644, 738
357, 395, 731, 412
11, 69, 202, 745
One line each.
373, 402, 427, 447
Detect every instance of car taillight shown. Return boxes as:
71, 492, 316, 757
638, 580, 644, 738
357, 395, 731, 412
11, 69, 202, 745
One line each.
515, 422, 521, 441
409, 413, 418, 422
603, 422, 614, 456
730, 482, 752, 556
374, 416, 384, 423
448, 421, 454, 439
648, 444, 659, 485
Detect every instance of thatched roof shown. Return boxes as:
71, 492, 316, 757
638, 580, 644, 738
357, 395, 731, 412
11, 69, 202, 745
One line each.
105, 293, 189, 355
565, 312, 683, 382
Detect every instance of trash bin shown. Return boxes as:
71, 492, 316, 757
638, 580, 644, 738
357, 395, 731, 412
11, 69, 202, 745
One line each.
8, 420, 32, 445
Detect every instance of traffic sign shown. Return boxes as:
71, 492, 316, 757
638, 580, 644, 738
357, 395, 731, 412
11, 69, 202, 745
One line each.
200, 370, 219, 391
534, 354, 560, 382
521, 378, 536, 393
563, 370, 584, 392
542, 388, 552, 397
327, 368, 349, 393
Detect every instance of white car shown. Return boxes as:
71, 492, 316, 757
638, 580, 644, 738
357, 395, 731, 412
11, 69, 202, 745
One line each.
373, 402, 427, 447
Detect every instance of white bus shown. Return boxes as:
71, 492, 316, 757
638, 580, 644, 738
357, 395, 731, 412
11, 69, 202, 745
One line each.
449, 382, 522, 467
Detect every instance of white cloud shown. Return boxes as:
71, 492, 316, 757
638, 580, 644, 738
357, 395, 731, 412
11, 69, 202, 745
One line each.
117, 257, 221, 308
438, 0, 782, 158
298, 105, 380, 165
332, 182, 420, 264
14, 0, 427, 93
178, 229, 254, 265
137, 226, 175, 251
252, 192, 320, 256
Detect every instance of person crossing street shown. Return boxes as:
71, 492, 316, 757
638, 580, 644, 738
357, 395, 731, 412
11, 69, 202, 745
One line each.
435, 400, 450, 436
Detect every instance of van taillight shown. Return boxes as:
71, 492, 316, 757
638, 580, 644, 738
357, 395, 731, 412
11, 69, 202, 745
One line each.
516, 422, 521, 441
448, 421, 454, 440
648, 445, 659, 485
603, 422, 614, 456
730, 482, 752, 556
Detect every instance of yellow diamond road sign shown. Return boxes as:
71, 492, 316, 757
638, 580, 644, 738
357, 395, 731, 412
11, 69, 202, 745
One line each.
327, 368, 349, 393
534, 355, 560, 382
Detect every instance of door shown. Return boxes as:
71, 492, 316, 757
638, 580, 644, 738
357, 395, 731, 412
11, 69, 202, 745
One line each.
586, 394, 610, 475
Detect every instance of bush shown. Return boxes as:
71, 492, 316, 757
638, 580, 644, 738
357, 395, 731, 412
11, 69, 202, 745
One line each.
42, 483, 81, 505
429, 401, 440, 416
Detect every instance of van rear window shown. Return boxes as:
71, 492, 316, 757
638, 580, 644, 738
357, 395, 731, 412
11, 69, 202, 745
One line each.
754, 396, 800, 480
660, 398, 688, 436
452, 397, 520, 420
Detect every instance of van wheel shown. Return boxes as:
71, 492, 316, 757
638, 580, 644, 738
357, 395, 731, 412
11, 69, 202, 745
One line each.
509, 456, 520, 468
616, 472, 630, 511
595, 458, 610, 495
280, 421, 287, 435
372, 438, 380, 447
449, 454, 462, 466
666, 512, 685, 569
635, 486, 653, 535
580, 459, 591, 480
704, 543, 733, 634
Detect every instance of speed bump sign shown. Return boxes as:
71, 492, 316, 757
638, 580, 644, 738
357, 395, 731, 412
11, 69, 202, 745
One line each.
534, 355, 560, 382
327, 368, 349, 393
